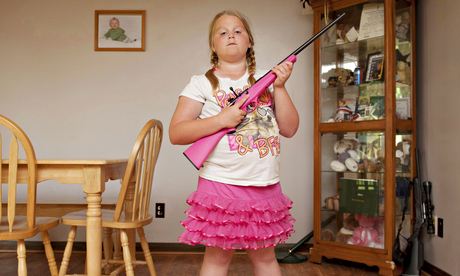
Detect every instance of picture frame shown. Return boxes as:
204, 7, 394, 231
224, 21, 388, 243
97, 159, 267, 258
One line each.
365, 52, 384, 82
357, 3, 385, 41
396, 97, 411, 119
369, 95, 385, 119
95, 10, 145, 51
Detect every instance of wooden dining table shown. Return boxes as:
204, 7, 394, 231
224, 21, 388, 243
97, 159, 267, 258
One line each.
1, 159, 128, 276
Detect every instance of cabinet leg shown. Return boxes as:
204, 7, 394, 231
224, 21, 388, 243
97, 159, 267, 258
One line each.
308, 247, 322, 264
378, 265, 396, 276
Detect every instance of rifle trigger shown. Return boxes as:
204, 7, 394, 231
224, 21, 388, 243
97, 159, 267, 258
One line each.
229, 87, 239, 97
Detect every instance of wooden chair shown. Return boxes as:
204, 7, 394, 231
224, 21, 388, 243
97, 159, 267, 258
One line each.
59, 119, 163, 276
0, 114, 60, 276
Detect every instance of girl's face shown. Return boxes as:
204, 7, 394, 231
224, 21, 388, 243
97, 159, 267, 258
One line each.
211, 15, 251, 63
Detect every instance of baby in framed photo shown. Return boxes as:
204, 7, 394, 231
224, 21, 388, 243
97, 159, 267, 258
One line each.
104, 17, 137, 43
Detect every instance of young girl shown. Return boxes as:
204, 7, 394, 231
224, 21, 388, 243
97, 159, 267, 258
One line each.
169, 10, 299, 276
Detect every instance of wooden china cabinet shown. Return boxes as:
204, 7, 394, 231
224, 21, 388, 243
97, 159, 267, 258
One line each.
307, 0, 416, 275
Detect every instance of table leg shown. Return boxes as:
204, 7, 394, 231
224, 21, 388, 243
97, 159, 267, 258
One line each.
86, 192, 102, 276
84, 167, 105, 276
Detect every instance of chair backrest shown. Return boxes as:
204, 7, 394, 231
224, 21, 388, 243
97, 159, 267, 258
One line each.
113, 119, 163, 222
0, 115, 37, 232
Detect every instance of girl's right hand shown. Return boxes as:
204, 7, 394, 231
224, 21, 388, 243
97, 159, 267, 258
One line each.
217, 94, 249, 128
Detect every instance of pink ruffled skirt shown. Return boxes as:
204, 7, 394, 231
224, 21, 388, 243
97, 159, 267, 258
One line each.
179, 177, 295, 250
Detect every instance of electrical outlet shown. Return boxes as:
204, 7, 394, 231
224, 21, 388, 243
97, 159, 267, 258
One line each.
155, 203, 165, 218
437, 218, 444, 238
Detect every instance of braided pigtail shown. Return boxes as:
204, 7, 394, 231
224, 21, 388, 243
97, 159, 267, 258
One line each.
247, 47, 256, 85
205, 51, 219, 94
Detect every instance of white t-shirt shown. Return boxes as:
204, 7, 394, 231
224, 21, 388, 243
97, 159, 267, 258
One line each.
180, 70, 280, 186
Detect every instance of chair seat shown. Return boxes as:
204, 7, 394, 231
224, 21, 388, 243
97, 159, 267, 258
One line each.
0, 216, 60, 240
62, 210, 153, 229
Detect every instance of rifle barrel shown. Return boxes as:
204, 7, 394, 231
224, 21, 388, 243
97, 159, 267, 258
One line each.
290, 13, 346, 57
252, 13, 346, 88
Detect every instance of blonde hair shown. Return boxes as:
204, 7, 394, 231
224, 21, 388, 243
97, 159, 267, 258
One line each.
205, 10, 269, 102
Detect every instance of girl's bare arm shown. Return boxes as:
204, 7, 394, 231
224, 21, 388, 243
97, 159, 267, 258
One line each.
169, 95, 248, 145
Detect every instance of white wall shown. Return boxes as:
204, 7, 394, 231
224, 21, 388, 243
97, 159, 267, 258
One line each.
0, 0, 313, 243
418, 1, 460, 275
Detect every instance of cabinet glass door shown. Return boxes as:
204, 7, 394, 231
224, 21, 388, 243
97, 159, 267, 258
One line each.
320, 1, 385, 123
320, 131, 385, 249
395, 0, 413, 120
394, 132, 413, 246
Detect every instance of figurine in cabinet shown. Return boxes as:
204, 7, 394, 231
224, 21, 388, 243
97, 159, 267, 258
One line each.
396, 11, 410, 41
347, 214, 384, 248
396, 49, 411, 84
330, 138, 361, 172
336, 213, 360, 243
326, 68, 355, 87
334, 100, 354, 122
396, 61, 411, 84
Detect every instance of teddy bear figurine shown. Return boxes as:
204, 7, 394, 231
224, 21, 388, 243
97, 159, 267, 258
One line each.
326, 68, 354, 88
336, 213, 360, 244
395, 11, 410, 42
347, 214, 384, 248
336, 68, 355, 86
321, 228, 336, 241
324, 194, 340, 211
396, 61, 411, 84
334, 100, 354, 122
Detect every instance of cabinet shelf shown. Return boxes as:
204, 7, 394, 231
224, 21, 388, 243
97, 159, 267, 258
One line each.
321, 81, 385, 91
320, 208, 338, 212
321, 35, 384, 51
319, 120, 385, 133
396, 119, 414, 131
321, 36, 385, 66
319, 119, 415, 133
321, 171, 412, 179
321, 170, 385, 175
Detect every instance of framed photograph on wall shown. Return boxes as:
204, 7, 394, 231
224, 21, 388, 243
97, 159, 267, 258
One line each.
365, 52, 384, 82
95, 10, 145, 51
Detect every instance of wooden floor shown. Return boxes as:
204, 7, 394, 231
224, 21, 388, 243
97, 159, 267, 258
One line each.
0, 251, 381, 276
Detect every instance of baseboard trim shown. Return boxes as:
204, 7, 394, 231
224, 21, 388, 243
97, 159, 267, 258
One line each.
422, 261, 451, 276
1, 241, 450, 274
0, 241, 298, 253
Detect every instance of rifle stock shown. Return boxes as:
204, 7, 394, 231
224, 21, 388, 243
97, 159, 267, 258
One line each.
183, 128, 234, 170
183, 13, 345, 169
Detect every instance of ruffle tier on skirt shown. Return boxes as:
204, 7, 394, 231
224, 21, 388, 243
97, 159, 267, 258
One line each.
179, 177, 295, 250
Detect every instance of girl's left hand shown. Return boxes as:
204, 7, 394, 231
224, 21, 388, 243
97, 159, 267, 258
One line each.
272, 61, 293, 88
